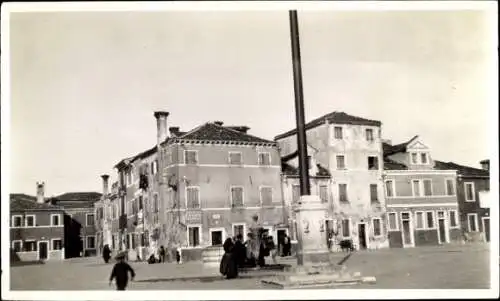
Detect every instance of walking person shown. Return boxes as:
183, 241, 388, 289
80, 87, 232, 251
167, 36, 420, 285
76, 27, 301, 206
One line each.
176, 246, 183, 264
102, 244, 112, 264
109, 252, 136, 291
159, 246, 166, 263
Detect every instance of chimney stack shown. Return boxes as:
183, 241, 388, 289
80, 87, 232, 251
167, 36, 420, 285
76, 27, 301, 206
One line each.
101, 174, 110, 195
480, 159, 490, 171
214, 121, 224, 126
169, 126, 180, 137
154, 111, 169, 146
36, 182, 45, 204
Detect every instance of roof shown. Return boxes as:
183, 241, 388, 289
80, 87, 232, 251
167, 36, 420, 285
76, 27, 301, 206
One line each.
383, 158, 409, 170
383, 135, 419, 156
480, 159, 490, 164
51, 192, 102, 202
274, 111, 382, 140
10, 194, 63, 212
434, 161, 489, 178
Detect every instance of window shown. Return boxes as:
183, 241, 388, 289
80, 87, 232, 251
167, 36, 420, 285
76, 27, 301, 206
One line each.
86, 236, 96, 249
372, 218, 382, 237
115, 204, 120, 219
336, 155, 345, 169
338, 184, 348, 203
24, 241, 37, 252
12, 215, 22, 227
25, 215, 35, 227
465, 182, 475, 202
412, 180, 421, 197
260, 187, 273, 206
229, 152, 242, 165
421, 153, 428, 164
292, 184, 300, 203
151, 160, 158, 175
258, 152, 271, 166
187, 187, 200, 209
126, 170, 133, 186
153, 194, 159, 213
12, 241, 22, 252
467, 213, 478, 232
368, 156, 379, 170
370, 184, 378, 203
388, 212, 398, 231
51, 214, 61, 226
307, 156, 312, 169
86, 214, 95, 226
415, 212, 425, 229
411, 153, 418, 164
425, 211, 435, 229
341, 219, 350, 238
449, 210, 458, 228
231, 187, 244, 207
423, 180, 432, 196
184, 150, 198, 164
446, 179, 455, 196
385, 180, 395, 197
319, 185, 328, 203
334, 126, 343, 139
366, 129, 374, 142
233, 224, 245, 237
52, 239, 62, 250
138, 196, 144, 211
188, 226, 201, 247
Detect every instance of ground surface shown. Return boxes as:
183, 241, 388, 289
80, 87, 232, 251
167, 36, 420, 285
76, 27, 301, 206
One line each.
9, 243, 490, 290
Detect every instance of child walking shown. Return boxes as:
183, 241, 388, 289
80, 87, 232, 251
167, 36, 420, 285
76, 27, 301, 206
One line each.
109, 251, 136, 290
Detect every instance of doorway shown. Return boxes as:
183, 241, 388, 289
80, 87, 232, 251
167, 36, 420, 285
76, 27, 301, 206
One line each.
482, 217, 490, 242
276, 229, 288, 255
38, 241, 49, 260
210, 228, 224, 246
401, 212, 414, 247
437, 211, 448, 244
357, 223, 368, 250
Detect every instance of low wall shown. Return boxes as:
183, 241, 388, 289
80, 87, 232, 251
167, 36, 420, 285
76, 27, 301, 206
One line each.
13, 250, 64, 262
201, 246, 224, 268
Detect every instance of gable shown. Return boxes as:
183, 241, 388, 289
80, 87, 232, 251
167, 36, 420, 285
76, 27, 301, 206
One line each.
407, 139, 429, 151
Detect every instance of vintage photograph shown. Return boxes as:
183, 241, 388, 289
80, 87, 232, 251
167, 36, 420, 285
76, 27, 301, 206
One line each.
1, 1, 498, 299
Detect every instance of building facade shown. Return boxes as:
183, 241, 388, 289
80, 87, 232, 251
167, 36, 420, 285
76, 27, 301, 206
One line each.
10, 183, 65, 262
108, 112, 286, 261
383, 136, 461, 248
434, 159, 490, 242
275, 111, 388, 251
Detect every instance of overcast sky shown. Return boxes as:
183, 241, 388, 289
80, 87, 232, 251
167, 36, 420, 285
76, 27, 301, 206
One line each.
8, 9, 496, 196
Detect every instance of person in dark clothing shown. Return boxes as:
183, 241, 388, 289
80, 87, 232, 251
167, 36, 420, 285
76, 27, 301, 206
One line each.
109, 252, 136, 290
282, 234, 291, 256
219, 238, 238, 279
233, 234, 246, 268
159, 246, 166, 263
102, 244, 111, 264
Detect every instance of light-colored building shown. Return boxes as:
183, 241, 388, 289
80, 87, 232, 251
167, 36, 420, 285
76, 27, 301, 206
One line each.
275, 111, 388, 251
383, 136, 462, 247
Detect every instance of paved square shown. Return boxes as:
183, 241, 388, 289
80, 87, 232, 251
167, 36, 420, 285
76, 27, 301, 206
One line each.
10, 244, 490, 290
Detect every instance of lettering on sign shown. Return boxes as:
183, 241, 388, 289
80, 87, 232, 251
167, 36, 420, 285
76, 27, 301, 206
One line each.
212, 214, 220, 220
186, 210, 202, 224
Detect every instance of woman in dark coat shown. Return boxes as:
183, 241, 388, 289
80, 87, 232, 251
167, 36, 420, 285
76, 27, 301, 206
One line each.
102, 244, 112, 264
219, 238, 238, 279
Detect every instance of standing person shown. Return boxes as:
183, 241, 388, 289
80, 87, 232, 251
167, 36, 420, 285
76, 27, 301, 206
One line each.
267, 235, 278, 264
283, 234, 291, 257
102, 244, 111, 264
176, 246, 182, 264
219, 238, 238, 279
159, 246, 166, 263
233, 234, 246, 268
109, 252, 136, 291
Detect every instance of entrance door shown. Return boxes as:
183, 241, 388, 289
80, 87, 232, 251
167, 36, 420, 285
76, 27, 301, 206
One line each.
38, 241, 48, 260
482, 217, 490, 242
437, 211, 447, 244
211, 231, 223, 246
357, 223, 367, 249
401, 212, 413, 247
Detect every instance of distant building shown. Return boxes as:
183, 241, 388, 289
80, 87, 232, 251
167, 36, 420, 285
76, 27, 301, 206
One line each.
275, 111, 388, 251
10, 183, 65, 262
434, 159, 490, 242
383, 136, 461, 248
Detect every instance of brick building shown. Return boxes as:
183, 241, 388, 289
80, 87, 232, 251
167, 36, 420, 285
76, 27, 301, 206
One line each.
10, 183, 65, 262
383, 136, 461, 248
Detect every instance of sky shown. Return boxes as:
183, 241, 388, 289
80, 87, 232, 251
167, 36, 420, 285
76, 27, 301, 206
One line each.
7, 9, 497, 196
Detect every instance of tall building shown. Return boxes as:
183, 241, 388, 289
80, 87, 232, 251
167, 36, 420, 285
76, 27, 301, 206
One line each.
275, 111, 388, 251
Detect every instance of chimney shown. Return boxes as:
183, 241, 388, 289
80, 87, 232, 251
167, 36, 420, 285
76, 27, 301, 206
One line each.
480, 159, 490, 171
214, 121, 224, 126
169, 126, 180, 137
101, 174, 110, 195
36, 182, 45, 204
154, 111, 169, 145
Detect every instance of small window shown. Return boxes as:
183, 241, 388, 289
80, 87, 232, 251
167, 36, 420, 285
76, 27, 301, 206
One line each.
260, 187, 273, 206
336, 155, 345, 169
388, 212, 398, 231
411, 153, 418, 164
385, 180, 394, 197
153, 194, 159, 213
51, 214, 61, 226
86, 236, 96, 249
229, 152, 242, 165
52, 239, 63, 250
307, 156, 312, 169
341, 219, 350, 237
86, 214, 95, 226
334, 126, 343, 139
446, 179, 455, 196
185, 150, 198, 164
415, 212, 425, 229
368, 156, 379, 170
338, 184, 348, 203
365, 129, 374, 142
25, 215, 35, 227
138, 196, 144, 210
258, 152, 271, 166
188, 226, 201, 247
421, 153, 428, 164
231, 187, 244, 207
465, 183, 475, 201
426, 212, 434, 229
370, 184, 378, 203
12, 241, 22, 252
449, 210, 458, 228
292, 184, 300, 203
24, 241, 37, 252
423, 180, 432, 196
412, 180, 421, 197
372, 218, 382, 236
468, 214, 478, 232
12, 216, 22, 227
151, 160, 158, 175
233, 225, 245, 237
319, 185, 328, 203
186, 187, 200, 209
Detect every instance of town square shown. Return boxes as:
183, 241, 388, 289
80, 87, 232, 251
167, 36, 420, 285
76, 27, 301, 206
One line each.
2, 1, 497, 299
